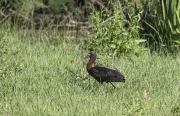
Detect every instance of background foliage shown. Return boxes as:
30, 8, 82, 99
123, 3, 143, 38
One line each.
88, 2, 146, 56
139, 0, 180, 52
0, 0, 180, 54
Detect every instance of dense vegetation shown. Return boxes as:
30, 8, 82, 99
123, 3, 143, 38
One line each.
0, 0, 180, 54
0, 23, 180, 115
0, 0, 180, 115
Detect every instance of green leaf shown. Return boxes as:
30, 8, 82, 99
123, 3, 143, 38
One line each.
135, 39, 146, 44
173, 40, 180, 45
110, 44, 116, 49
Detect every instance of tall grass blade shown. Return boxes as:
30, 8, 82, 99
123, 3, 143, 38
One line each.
162, 0, 165, 20
143, 20, 163, 43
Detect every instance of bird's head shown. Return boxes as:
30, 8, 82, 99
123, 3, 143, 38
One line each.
87, 52, 96, 58
75, 52, 96, 65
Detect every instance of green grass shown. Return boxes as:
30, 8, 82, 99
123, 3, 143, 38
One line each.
0, 28, 180, 116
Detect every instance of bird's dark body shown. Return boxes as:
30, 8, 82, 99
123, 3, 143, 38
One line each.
88, 66, 125, 83
76, 52, 125, 88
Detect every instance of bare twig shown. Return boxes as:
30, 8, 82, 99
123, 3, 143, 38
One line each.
101, 16, 114, 24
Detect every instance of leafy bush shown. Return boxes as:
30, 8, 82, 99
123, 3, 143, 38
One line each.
88, 2, 146, 56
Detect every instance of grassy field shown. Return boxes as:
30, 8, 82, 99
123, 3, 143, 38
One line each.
0, 27, 180, 116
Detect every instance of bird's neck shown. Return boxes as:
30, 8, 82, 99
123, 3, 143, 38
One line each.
87, 56, 96, 71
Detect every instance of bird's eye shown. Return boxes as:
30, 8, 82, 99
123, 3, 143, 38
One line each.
88, 53, 91, 57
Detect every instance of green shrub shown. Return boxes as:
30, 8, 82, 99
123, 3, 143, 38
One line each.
88, 2, 146, 56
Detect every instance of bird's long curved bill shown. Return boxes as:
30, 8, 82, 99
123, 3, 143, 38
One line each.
75, 55, 89, 65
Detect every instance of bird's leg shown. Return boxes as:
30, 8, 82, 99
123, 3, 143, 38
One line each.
99, 83, 104, 92
110, 82, 116, 88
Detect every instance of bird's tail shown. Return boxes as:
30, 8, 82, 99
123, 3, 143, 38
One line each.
107, 77, 125, 82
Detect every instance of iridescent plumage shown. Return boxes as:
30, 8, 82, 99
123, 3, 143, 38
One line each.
76, 52, 125, 88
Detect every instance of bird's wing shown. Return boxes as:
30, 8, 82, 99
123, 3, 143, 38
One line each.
91, 67, 125, 82
91, 67, 110, 77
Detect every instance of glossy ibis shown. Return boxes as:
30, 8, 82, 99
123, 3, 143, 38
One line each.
76, 52, 125, 88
